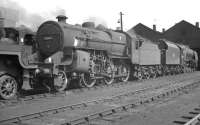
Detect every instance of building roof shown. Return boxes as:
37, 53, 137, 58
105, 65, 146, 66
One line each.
164, 20, 200, 34
163, 20, 200, 48
127, 23, 162, 42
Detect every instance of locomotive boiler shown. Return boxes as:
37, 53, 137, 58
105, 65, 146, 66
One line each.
36, 15, 132, 90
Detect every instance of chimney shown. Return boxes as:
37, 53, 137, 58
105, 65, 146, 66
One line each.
196, 22, 199, 28
56, 15, 68, 23
162, 28, 165, 33
153, 24, 156, 31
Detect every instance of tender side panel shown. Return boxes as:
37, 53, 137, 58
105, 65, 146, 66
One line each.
139, 41, 161, 65
165, 42, 180, 65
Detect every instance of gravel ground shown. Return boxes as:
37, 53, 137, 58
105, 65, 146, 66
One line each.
90, 79, 200, 125
13, 73, 200, 125
1, 72, 200, 124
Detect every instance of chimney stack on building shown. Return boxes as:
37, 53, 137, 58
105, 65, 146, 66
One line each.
153, 24, 156, 31
162, 28, 165, 33
196, 22, 199, 28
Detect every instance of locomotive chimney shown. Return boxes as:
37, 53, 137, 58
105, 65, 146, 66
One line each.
195, 22, 199, 28
56, 15, 68, 23
153, 24, 156, 31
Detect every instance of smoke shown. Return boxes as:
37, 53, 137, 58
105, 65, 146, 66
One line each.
17, 12, 45, 31
0, 0, 107, 31
85, 16, 108, 28
50, 7, 66, 18
0, 0, 45, 31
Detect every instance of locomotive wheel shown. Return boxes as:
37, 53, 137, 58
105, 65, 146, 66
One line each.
152, 71, 157, 79
137, 72, 143, 80
54, 71, 68, 92
121, 64, 130, 82
104, 64, 114, 85
145, 72, 151, 79
81, 73, 96, 88
0, 74, 18, 100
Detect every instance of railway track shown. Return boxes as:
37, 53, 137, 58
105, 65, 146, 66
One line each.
0, 72, 198, 108
184, 113, 200, 125
174, 106, 200, 125
0, 80, 132, 107
63, 80, 200, 125
1, 73, 200, 125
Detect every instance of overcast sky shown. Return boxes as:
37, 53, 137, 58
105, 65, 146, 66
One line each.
7, 0, 200, 31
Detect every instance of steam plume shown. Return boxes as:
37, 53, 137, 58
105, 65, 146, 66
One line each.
85, 16, 108, 28
0, 0, 45, 31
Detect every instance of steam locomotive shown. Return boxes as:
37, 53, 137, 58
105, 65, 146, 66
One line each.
0, 26, 38, 99
36, 15, 198, 90
0, 15, 198, 100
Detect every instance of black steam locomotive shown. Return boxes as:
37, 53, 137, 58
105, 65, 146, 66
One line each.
0, 15, 198, 100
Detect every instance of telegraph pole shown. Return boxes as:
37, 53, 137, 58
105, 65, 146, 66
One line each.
120, 12, 124, 31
